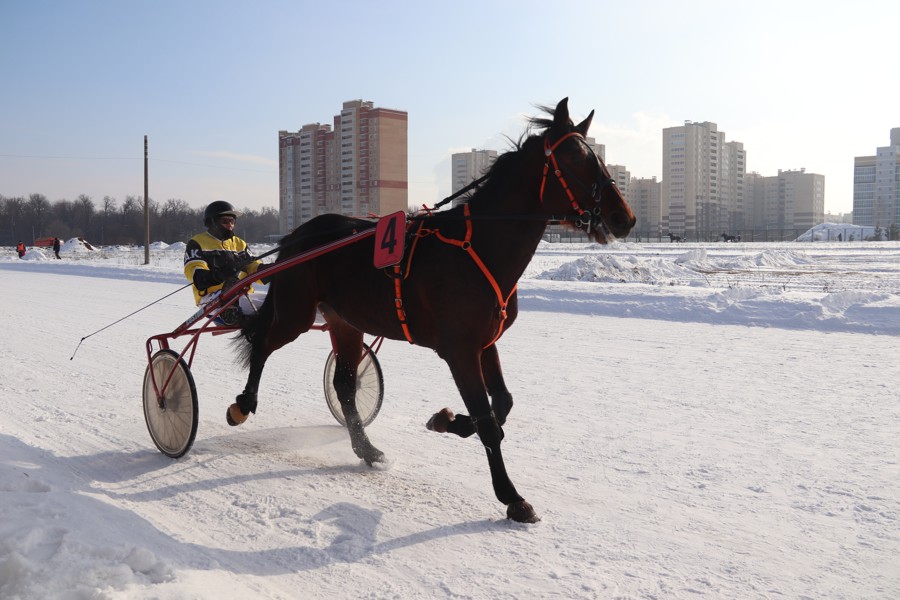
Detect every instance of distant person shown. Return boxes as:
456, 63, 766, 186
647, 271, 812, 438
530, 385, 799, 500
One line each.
837, 233, 842, 242
15, 241, 26, 258
52, 237, 61, 259
183, 201, 262, 326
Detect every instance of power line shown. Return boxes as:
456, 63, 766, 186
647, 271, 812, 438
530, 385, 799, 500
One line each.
151, 158, 275, 174
0, 153, 137, 160
0, 153, 275, 174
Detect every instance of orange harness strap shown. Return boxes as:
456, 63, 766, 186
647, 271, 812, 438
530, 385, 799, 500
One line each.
393, 205, 516, 348
540, 131, 587, 215
391, 264, 415, 344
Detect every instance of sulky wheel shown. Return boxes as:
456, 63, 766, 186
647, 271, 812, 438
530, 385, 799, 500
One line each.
143, 349, 199, 458
323, 343, 384, 427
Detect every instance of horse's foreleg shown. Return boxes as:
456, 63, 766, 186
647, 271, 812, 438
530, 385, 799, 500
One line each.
425, 343, 512, 435
481, 343, 513, 425
440, 350, 538, 523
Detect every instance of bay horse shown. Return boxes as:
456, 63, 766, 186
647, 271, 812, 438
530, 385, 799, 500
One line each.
233, 98, 635, 523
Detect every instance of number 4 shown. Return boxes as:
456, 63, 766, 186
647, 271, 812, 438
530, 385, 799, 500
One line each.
380, 217, 397, 253
373, 211, 406, 268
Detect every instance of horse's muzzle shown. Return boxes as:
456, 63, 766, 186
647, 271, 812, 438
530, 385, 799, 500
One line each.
607, 211, 636, 239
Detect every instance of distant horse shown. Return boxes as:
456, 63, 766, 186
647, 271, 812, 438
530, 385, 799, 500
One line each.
667, 233, 685, 242
721, 233, 741, 242
233, 98, 636, 523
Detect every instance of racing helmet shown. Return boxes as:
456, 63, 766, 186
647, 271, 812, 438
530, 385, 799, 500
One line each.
203, 201, 241, 226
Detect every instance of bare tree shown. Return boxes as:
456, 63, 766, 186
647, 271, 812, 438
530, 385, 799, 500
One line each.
98, 196, 117, 244
73, 194, 95, 237
3, 191, 279, 245
0, 196, 27, 244
27, 193, 51, 239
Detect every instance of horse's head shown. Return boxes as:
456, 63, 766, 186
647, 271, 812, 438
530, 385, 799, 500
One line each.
537, 98, 636, 243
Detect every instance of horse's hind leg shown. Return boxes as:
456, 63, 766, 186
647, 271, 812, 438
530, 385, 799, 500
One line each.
321, 305, 384, 465
229, 287, 317, 426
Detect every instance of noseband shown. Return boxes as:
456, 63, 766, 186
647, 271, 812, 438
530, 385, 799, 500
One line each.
539, 131, 617, 235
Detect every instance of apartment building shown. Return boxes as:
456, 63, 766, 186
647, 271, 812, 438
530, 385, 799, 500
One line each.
451, 149, 497, 207
853, 128, 900, 227
606, 164, 631, 205
744, 169, 824, 235
628, 176, 662, 238
279, 100, 408, 232
765, 169, 825, 231
744, 171, 766, 230
585, 137, 606, 163
661, 121, 745, 239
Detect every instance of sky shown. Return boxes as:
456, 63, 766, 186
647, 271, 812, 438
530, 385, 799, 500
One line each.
2, 239, 899, 598
2, 0, 898, 216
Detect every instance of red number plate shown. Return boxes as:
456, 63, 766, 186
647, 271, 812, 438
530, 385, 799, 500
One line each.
373, 211, 406, 268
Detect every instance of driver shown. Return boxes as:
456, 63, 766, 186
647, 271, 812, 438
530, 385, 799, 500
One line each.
183, 201, 263, 325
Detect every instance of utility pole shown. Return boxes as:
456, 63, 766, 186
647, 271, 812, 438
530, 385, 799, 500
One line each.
144, 135, 150, 265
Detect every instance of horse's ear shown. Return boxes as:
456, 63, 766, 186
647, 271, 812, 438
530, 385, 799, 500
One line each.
575, 110, 594, 136
553, 97, 570, 127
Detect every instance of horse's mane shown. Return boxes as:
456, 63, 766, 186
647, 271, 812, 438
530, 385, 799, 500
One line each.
526, 103, 561, 132
461, 105, 560, 207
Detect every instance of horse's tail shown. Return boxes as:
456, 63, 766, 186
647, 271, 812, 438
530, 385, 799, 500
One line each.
232, 293, 274, 369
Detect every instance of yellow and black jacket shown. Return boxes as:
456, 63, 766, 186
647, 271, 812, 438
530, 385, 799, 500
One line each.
183, 231, 261, 305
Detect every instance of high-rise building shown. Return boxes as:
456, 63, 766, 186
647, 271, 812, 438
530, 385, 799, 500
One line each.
853, 128, 900, 227
744, 171, 766, 231
661, 121, 745, 239
745, 169, 824, 236
766, 169, 825, 233
451, 149, 497, 207
585, 137, 605, 164
606, 165, 632, 203
628, 176, 662, 239
279, 100, 408, 232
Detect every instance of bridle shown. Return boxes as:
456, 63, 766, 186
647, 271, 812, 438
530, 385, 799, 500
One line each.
539, 131, 618, 236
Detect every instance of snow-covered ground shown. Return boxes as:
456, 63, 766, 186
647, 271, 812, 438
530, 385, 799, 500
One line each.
2, 238, 899, 599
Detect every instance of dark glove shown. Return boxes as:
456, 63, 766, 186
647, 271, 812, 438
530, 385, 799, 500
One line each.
193, 268, 225, 291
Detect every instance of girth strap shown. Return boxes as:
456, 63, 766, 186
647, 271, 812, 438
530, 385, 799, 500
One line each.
391, 264, 415, 344
392, 204, 516, 348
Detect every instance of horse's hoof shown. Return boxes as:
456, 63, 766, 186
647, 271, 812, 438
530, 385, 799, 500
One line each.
226, 403, 248, 427
507, 500, 540, 523
364, 449, 386, 466
426, 408, 455, 433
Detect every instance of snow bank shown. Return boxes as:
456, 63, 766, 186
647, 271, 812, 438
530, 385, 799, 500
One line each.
21, 248, 51, 261
60, 237, 96, 253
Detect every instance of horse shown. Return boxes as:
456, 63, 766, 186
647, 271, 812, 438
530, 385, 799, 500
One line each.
232, 98, 636, 523
667, 232, 684, 242
721, 233, 741, 242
